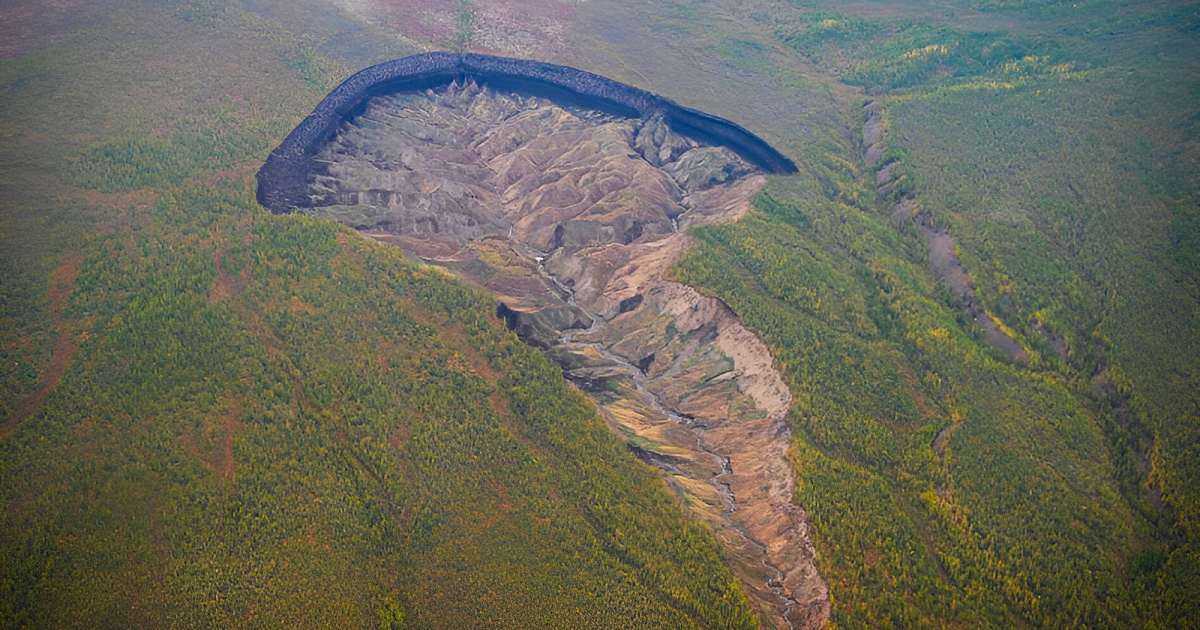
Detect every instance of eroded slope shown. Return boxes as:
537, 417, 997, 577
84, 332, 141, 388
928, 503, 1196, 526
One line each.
298, 80, 829, 629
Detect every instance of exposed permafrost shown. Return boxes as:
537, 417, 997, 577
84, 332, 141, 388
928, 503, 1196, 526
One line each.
267, 79, 828, 629
558, 276, 828, 629
256, 52, 797, 214
525, 147, 829, 626
627, 284, 829, 629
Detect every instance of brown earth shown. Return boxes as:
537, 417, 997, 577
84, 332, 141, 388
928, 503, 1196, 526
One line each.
183, 394, 241, 484
1, 254, 83, 441
209, 250, 242, 304
298, 81, 830, 629
563, 281, 828, 627
0, 0, 100, 59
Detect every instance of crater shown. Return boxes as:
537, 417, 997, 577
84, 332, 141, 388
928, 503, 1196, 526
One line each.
257, 52, 796, 215
256, 55, 826, 629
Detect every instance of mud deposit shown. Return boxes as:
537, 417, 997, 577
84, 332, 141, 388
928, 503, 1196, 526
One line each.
270, 78, 828, 629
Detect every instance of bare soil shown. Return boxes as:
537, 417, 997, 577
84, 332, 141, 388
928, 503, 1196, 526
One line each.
309, 81, 759, 319
299, 83, 831, 628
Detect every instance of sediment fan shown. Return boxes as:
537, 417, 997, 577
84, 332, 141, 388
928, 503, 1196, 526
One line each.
256, 52, 798, 213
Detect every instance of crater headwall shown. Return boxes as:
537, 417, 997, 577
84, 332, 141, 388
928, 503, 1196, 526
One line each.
255, 52, 797, 213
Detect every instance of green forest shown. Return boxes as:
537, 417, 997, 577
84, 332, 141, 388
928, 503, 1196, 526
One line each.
672, 0, 1199, 627
2, 0, 1197, 628
0, 1, 757, 627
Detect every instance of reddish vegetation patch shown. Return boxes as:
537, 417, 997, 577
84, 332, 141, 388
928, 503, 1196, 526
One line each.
82, 188, 159, 233
374, 0, 457, 41
6, 490, 37, 514
441, 324, 497, 381
291, 379, 319, 416
200, 164, 259, 190
437, 324, 515, 422
47, 255, 80, 316
288, 295, 315, 314
208, 250, 241, 304
489, 479, 515, 512
335, 232, 355, 258
4, 337, 35, 352
1, 254, 83, 441
182, 394, 240, 484
469, 0, 576, 56
388, 426, 408, 451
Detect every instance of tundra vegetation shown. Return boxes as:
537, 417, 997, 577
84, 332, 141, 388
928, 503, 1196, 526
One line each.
0, 0, 1197, 628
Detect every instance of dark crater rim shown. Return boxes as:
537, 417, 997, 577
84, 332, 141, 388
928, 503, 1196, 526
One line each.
255, 52, 798, 213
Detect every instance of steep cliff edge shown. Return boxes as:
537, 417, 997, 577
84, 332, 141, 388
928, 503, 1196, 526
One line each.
256, 52, 797, 214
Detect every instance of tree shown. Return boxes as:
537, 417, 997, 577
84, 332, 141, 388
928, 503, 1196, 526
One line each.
454, 0, 476, 55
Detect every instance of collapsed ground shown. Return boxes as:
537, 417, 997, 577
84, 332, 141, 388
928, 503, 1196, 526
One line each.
295, 79, 829, 630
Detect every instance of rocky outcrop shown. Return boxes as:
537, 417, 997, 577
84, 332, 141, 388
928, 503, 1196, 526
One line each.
272, 80, 828, 629
256, 52, 798, 214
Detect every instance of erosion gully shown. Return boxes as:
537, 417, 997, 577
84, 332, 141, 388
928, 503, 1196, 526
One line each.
533, 238, 802, 630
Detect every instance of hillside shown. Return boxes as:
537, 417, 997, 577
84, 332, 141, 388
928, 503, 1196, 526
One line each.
0, 1, 758, 627
1, 0, 1197, 628
670, 0, 1200, 626
269, 75, 826, 628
